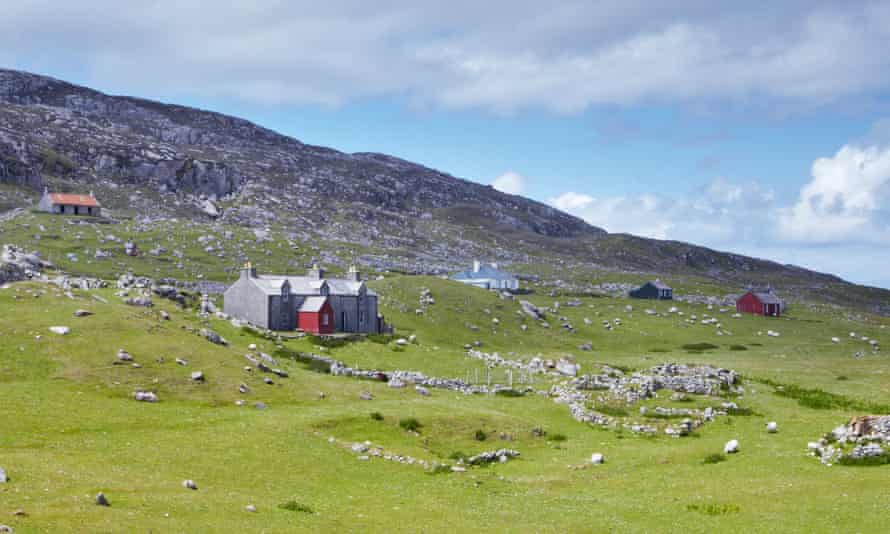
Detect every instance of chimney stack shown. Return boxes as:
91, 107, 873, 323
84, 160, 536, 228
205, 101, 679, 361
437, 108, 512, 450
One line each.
241, 261, 257, 280
308, 263, 325, 279
347, 265, 361, 282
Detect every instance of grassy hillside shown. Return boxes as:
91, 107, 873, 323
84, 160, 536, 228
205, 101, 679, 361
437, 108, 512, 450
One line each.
0, 274, 888, 532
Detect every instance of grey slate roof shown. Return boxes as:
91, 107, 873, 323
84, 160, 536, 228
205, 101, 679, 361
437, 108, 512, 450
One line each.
650, 280, 672, 290
248, 277, 287, 295
254, 274, 375, 297
452, 264, 516, 281
298, 296, 329, 312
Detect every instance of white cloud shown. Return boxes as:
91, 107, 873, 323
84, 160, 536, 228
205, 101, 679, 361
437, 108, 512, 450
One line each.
491, 171, 526, 195
779, 144, 890, 243
549, 192, 594, 211
545, 126, 890, 287
549, 178, 776, 243
2, 2, 890, 113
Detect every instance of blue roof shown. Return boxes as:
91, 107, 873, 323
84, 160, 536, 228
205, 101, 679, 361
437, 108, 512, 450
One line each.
452, 264, 516, 281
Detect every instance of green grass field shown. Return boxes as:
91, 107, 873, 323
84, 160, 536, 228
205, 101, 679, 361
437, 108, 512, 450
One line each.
1, 271, 888, 532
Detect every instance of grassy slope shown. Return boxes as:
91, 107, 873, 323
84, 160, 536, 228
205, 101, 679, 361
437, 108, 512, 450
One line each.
0, 274, 888, 532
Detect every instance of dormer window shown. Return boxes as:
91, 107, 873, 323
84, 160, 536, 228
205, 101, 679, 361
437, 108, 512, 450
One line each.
281, 281, 290, 302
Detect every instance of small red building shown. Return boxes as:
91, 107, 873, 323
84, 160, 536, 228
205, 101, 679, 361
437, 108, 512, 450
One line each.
736, 289, 784, 317
297, 296, 334, 334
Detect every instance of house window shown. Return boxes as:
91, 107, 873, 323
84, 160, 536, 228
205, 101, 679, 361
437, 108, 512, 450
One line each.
360, 311, 366, 324
282, 287, 289, 302
321, 313, 329, 326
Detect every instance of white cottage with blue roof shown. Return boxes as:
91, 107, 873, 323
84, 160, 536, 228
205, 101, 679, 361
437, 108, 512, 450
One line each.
451, 260, 519, 290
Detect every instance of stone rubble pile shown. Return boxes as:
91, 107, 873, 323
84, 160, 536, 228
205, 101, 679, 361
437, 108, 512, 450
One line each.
1, 244, 50, 284
550, 363, 743, 434
286, 351, 522, 395
465, 349, 580, 377
466, 449, 521, 465
809, 415, 890, 465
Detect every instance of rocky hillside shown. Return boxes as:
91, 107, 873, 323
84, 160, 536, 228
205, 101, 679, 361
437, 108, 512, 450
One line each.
0, 68, 887, 313
0, 69, 594, 238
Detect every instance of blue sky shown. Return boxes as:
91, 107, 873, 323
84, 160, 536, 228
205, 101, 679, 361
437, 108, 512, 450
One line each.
2, 1, 889, 287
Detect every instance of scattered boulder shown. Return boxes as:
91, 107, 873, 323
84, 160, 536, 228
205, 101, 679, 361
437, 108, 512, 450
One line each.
724, 439, 739, 454
519, 300, 542, 320
388, 377, 406, 389
124, 296, 153, 307
245, 504, 257, 513
0, 467, 6, 483
360, 391, 373, 401
590, 453, 604, 464
96, 492, 110, 506
190, 371, 205, 382
133, 391, 158, 403
182, 479, 198, 490
116, 349, 133, 362
200, 328, 228, 345
159, 310, 171, 320
555, 359, 580, 377
49, 326, 70, 335
73, 309, 93, 317
415, 385, 431, 396
766, 421, 778, 433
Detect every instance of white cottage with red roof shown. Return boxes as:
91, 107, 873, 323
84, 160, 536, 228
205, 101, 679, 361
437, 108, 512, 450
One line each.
38, 188, 101, 216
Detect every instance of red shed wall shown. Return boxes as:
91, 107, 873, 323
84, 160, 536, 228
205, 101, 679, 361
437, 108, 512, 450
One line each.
736, 292, 763, 315
297, 302, 334, 334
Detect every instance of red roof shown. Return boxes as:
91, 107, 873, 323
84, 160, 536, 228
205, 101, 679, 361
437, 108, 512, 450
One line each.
47, 193, 100, 207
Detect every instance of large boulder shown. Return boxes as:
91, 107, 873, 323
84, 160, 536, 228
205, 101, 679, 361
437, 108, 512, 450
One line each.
519, 300, 543, 320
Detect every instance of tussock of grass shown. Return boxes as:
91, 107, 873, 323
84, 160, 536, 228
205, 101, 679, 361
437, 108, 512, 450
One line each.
495, 389, 525, 397
370, 412, 384, 421
726, 407, 756, 416
729, 344, 748, 351
399, 417, 422, 432
686, 503, 739, 515
474, 429, 487, 441
548, 433, 567, 442
279, 500, 313, 513
682, 343, 719, 351
759, 378, 890, 412
837, 455, 890, 467
703, 453, 726, 464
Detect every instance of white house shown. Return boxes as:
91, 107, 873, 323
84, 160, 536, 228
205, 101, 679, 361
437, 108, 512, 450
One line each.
451, 260, 519, 290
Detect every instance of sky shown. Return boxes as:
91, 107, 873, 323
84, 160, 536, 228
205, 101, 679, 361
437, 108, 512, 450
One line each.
2, 1, 889, 288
